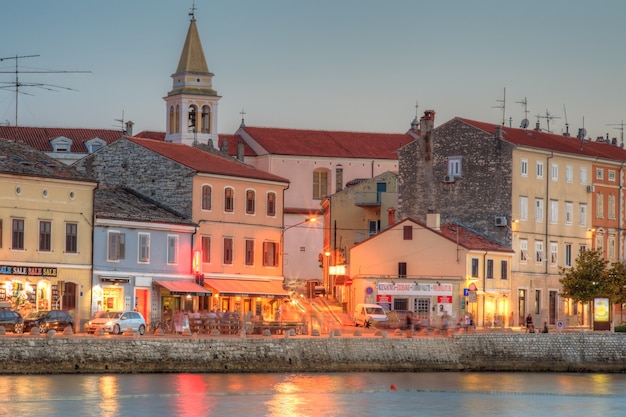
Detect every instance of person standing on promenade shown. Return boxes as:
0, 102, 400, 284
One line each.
525, 314, 534, 333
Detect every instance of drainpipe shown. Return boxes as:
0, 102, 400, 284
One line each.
482, 251, 488, 327
544, 153, 553, 326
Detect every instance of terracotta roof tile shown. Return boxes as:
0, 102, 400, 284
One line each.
125, 137, 289, 184
457, 118, 626, 161
438, 222, 514, 253
0, 126, 123, 153
133, 131, 257, 157
240, 126, 414, 158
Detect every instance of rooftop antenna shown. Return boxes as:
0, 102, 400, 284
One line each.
517, 97, 529, 129
563, 104, 570, 136
577, 116, 587, 149
114, 110, 126, 133
536, 109, 560, 133
0, 54, 90, 126
492, 87, 506, 125
607, 120, 625, 148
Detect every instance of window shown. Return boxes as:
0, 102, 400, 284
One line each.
245, 239, 254, 266
519, 197, 528, 221
536, 161, 543, 179
608, 194, 616, 219
565, 202, 573, 225
534, 289, 541, 314
12, 219, 24, 250
535, 198, 544, 223
167, 235, 179, 264
263, 241, 278, 267
580, 167, 587, 185
565, 165, 573, 183
246, 190, 256, 215
595, 234, 604, 256
65, 223, 77, 254
471, 258, 479, 278
550, 242, 558, 266
500, 260, 508, 280
535, 241, 545, 264
520, 159, 528, 177
596, 193, 604, 218
39, 221, 51, 252
398, 262, 407, 278
609, 170, 616, 181
520, 239, 529, 262
313, 169, 329, 200
202, 236, 211, 263
201, 185, 211, 210
608, 236, 616, 261
565, 244, 572, 267
266, 192, 276, 217
596, 168, 604, 180
448, 157, 462, 177
579, 204, 587, 226
224, 188, 234, 213
369, 220, 379, 236
486, 259, 494, 279
138, 233, 150, 263
550, 200, 558, 224
551, 163, 558, 181
223, 237, 233, 265
0, 219, 2, 248
403, 225, 413, 240
107, 231, 125, 261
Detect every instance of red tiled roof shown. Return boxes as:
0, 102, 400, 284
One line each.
240, 126, 414, 158
0, 126, 123, 153
438, 222, 514, 253
457, 118, 626, 161
125, 137, 289, 184
133, 131, 256, 157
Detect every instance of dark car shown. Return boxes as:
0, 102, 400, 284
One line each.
23, 310, 74, 333
0, 309, 24, 334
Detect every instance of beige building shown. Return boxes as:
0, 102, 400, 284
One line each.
348, 214, 514, 328
0, 140, 97, 329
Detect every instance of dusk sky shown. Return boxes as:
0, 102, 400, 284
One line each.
2, 1, 626, 141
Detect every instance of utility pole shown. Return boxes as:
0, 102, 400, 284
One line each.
0, 54, 90, 126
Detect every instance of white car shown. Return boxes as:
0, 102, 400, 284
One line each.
85, 311, 146, 335
354, 303, 388, 327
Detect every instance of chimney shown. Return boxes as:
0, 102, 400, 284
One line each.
125, 121, 134, 136
426, 210, 440, 231
387, 207, 396, 226
336, 164, 344, 192
494, 125, 503, 140
420, 110, 436, 132
237, 141, 245, 161
220, 138, 229, 153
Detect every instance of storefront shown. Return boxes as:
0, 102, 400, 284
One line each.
203, 279, 290, 320
0, 265, 79, 318
153, 280, 212, 318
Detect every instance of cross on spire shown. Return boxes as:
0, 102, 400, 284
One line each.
189, 1, 197, 21
240, 109, 247, 128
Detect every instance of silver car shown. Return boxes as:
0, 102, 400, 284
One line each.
85, 311, 146, 335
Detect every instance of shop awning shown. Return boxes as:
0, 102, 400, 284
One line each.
204, 279, 289, 298
154, 280, 212, 296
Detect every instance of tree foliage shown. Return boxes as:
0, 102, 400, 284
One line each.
559, 250, 608, 303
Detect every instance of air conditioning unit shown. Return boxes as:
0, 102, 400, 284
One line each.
586, 185, 595, 192
495, 216, 507, 227
444, 175, 455, 183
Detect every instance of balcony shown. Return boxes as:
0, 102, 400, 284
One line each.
355, 192, 381, 207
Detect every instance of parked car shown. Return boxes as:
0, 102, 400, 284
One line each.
354, 303, 388, 327
85, 311, 146, 335
0, 309, 24, 333
23, 310, 74, 333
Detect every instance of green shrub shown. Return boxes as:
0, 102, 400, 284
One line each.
614, 323, 626, 332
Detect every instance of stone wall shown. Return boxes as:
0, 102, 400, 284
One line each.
1, 333, 625, 374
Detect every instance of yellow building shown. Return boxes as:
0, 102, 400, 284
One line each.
0, 140, 97, 329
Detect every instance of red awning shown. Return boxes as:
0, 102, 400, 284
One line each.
154, 280, 212, 296
204, 279, 289, 298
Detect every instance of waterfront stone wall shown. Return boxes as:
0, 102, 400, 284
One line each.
1, 332, 626, 374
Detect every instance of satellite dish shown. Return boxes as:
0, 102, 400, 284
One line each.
520, 119, 529, 129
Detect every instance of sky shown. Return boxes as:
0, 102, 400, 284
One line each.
2, 1, 626, 140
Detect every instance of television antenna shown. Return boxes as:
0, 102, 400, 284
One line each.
517, 97, 530, 129
0, 54, 91, 126
607, 120, 626, 148
492, 87, 506, 126
536, 109, 560, 133
563, 104, 570, 136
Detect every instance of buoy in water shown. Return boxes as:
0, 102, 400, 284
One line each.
390, 384, 397, 391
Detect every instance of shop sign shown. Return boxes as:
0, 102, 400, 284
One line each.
0, 265, 57, 277
377, 282, 453, 296
376, 294, 392, 303
437, 295, 452, 304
